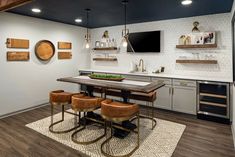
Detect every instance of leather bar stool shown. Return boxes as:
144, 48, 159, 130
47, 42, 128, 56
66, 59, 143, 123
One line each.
101, 99, 140, 157
49, 90, 84, 134
105, 89, 157, 129
71, 95, 106, 145
129, 91, 157, 129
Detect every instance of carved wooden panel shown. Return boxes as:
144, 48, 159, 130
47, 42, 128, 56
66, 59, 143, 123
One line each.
7, 51, 29, 61
6, 38, 29, 48
58, 52, 72, 59
58, 42, 72, 49
0, 0, 32, 11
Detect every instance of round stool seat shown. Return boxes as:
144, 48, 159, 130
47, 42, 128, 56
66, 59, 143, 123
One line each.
72, 95, 104, 112
50, 90, 81, 105
101, 99, 139, 122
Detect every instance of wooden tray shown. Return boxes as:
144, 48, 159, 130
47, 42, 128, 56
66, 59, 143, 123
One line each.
35, 40, 55, 61
89, 76, 125, 82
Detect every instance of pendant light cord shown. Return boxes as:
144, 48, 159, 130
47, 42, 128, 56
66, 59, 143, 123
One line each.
85, 9, 90, 40
124, 2, 127, 36
123, 0, 128, 36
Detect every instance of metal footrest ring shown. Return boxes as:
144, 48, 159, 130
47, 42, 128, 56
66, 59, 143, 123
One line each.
71, 124, 106, 145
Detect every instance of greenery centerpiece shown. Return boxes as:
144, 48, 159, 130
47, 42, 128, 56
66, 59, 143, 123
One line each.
88, 73, 125, 81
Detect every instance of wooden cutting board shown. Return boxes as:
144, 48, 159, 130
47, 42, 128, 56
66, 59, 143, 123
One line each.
35, 40, 55, 61
58, 52, 72, 59
6, 38, 29, 48
7, 51, 29, 61
58, 42, 72, 49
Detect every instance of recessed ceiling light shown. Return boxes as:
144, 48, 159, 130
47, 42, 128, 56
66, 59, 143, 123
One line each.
181, 0, 192, 5
32, 8, 41, 13
75, 18, 82, 23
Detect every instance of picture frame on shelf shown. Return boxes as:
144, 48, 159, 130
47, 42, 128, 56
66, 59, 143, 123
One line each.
203, 32, 216, 44
191, 33, 204, 45
178, 32, 216, 45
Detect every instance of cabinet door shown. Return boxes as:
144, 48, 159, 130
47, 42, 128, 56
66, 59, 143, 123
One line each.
155, 85, 172, 110
172, 86, 196, 115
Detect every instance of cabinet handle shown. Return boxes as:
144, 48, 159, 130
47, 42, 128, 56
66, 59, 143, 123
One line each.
169, 88, 171, 95
172, 87, 174, 95
180, 82, 188, 86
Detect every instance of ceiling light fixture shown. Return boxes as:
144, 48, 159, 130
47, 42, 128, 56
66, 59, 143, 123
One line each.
75, 18, 82, 23
181, 0, 192, 5
85, 9, 91, 49
121, 0, 129, 47
31, 8, 41, 13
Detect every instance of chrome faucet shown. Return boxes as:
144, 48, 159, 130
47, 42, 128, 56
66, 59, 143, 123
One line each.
138, 59, 145, 72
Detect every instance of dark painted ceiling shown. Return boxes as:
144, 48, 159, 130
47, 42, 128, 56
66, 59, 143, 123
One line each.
9, 0, 234, 28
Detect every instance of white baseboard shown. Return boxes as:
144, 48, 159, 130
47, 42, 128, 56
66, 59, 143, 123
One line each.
232, 125, 235, 149
0, 103, 49, 119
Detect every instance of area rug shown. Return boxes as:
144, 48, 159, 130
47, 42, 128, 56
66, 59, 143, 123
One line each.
26, 110, 186, 157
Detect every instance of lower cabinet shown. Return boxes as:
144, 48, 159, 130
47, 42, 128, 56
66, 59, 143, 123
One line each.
172, 86, 196, 115
153, 78, 197, 115
155, 85, 172, 110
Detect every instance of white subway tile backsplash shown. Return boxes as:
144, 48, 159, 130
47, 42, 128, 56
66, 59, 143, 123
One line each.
91, 13, 232, 81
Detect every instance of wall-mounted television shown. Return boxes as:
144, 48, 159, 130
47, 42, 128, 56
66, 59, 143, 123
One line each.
127, 30, 161, 53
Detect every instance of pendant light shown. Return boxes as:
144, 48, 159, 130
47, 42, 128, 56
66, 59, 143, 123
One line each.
121, 0, 129, 47
85, 8, 91, 49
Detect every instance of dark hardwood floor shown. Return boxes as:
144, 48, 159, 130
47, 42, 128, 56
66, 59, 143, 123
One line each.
0, 105, 234, 157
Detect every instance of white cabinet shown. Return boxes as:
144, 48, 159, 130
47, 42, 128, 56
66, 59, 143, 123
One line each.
155, 85, 172, 110
172, 79, 197, 115
172, 86, 196, 115
152, 78, 172, 110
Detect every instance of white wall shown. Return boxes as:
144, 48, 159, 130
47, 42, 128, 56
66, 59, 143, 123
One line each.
91, 13, 232, 81
0, 13, 90, 116
231, 0, 235, 148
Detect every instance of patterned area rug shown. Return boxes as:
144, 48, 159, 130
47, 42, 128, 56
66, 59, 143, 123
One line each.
26, 110, 186, 157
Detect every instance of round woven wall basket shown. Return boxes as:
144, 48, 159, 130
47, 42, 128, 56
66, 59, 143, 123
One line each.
35, 40, 55, 61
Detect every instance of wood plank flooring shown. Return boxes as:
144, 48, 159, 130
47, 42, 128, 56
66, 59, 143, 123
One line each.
0, 105, 234, 157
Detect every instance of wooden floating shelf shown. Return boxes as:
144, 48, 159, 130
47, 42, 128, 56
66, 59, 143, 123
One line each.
176, 59, 218, 64
0, 0, 32, 11
93, 47, 118, 51
176, 44, 217, 49
93, 58, 117, 61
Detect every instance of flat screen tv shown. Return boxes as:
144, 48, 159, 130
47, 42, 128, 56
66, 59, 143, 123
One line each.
127, 30, 161, 53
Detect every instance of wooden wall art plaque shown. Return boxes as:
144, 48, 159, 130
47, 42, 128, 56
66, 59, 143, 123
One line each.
35, 40, 55, 61
6, 38, 29, 49
58, 52, 72, 59
58, 42, 72, 49
0, 0, 32, 11
7, 51, 29, 61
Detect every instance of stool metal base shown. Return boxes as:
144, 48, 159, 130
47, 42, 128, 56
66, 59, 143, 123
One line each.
71, 113, 106, 145
101, 114, 140, 157
49, 104, 80, 134
131, 102, 157, 130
